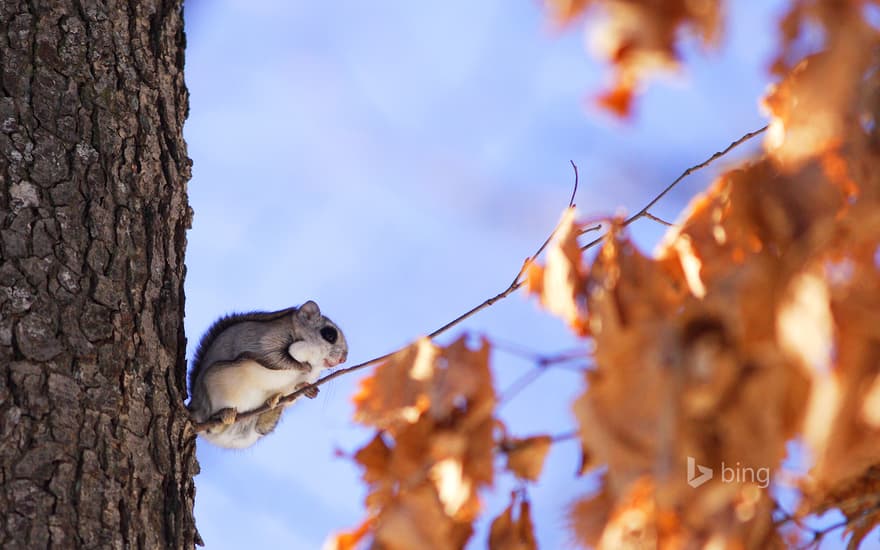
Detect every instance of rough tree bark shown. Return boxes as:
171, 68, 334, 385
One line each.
0, 1, 197, 548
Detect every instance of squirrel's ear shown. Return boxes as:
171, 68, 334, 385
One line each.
298, 300, 321, 320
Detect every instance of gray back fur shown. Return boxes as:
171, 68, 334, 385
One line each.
188, 307, 297, 395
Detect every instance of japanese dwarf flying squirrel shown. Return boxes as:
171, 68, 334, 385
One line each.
188, 301, 348, 448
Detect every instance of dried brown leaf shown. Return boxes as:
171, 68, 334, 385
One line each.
347, 337, 498, 549
430, 336, 495, 422
375, 484, 463, 550
595, 477, 658, 550
802, 250, 880, 491
777, 270, 833, 374
355, 433, 392, 484
765, 2, 879, 165
324, 520, 371, 550
543, 0, 591, 26
575, 0, 721, 118
595, 84, 634, 119
488, 494, 537, 550
524, 261, 544, 296
353, 341, 434, 430
536, 207, 589, 334
568, 479, 614, 548
504, 436, 552, 482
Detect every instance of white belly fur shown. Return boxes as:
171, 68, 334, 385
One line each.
202, 359, 316, 413
203, 422, 263, 449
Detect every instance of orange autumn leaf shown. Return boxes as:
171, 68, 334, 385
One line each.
324, 520, 372, 550
354, 433, 392, 484
776, 270, 833, 374
764, 2, 879, 166
488, 493, 537, 550
531, 206, 589, 335
504, 435, 552, 482
375, 484, 467, 550
594, 477, 658, 550
523, 260, 544, 296
595, 84, 634, 118
547, 0, 721, 117
345, 337, 498, 549
352, 339, 436, 430
821, 150, 860, 201
801, 244, 880, 498
568, 478, 614, 548
429, 336, 495, 422
543, 0, 590, 26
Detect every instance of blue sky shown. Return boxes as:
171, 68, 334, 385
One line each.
181, 1, 846, 548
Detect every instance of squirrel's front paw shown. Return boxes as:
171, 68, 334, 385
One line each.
214, 407, 238, 425
295, 382, 319, 399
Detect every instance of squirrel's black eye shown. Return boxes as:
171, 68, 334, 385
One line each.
320, 326, 338, 344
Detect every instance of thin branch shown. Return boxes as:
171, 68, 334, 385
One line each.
773, 504, 809, 530
538, 350, 591, 368
644, 211, 674, 227
580, 223, 602, 235
796, 517, 851, 550
581, 124, 767, 250
568, 159, 579, 207
498, 429, 580, 453
501, 159, 582, 290
627, 125, 767, 224
774, 495, 880, 550
488, 336, 553, 361
801, 497, 880, 549
499, 367, 550, 405
194, 128, 765, 433
491, 337, 589, 365
551, 429, 579, 444
496, 345, 590, 405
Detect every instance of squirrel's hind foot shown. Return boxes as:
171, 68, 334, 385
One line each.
296, 382, 319, 399
213, 407, 238, 426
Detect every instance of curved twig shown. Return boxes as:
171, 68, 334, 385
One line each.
581, 124, 767, 250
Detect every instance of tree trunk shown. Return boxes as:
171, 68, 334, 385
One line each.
0, 0, 197, 548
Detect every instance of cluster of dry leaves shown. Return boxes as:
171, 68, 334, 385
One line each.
327, 335, 552, 550
328, 1, 880, 548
